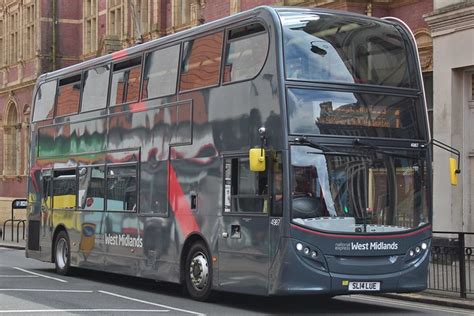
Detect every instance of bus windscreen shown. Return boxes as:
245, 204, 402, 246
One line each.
290, 145, 429, 233
280, 12, 416, 88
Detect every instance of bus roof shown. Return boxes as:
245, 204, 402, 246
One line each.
37, 6, 397, 84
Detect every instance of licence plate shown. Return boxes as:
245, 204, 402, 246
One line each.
348, 281, 380, 291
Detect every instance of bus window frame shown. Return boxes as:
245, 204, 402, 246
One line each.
32, 79, 59, 122
178, 30, 226, 94
40, 168, 53, 209
51, 167, 79, 211
222, 153, 271, 217
221, 20, 270, 86
55, 73, 83, 119
141, 42, 182, 102
105, 162, 139, 214
109, 55, 144, 108
77, 164, 106, 212
79, 64, 112, 115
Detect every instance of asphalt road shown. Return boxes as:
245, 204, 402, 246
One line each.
0, 247, 472, 315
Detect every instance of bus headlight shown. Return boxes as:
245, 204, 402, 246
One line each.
292, 239, 327, 271
404, 239, 430, 266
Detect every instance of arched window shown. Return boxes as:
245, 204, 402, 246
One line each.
4, 102, 20, 175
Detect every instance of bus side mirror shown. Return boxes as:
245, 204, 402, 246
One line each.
249, 148, 266, 172
450, 157, 460, 186
432, 139, 461, 186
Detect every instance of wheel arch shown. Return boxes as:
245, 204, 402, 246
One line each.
179, 232, 211, 285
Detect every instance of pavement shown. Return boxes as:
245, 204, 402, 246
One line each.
1, 225, 472, 310
0, 222, 26, 250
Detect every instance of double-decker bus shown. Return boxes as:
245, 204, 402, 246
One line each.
26, 6, 432, 300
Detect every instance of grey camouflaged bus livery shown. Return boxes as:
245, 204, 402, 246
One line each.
26, 6, 432, 300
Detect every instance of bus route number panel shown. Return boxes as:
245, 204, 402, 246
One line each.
348, 281, 381, 291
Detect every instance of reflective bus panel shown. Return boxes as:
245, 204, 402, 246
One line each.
26, 7, 431, 301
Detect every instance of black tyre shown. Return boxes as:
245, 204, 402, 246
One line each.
54, 231, 71, 275
184, 242, 213, 301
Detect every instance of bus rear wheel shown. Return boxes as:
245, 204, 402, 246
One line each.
54, 231, 71, 276
184, 242, 213, 301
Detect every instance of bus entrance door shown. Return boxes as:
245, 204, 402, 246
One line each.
218, 215, 270, 295
217, 157, 270, 295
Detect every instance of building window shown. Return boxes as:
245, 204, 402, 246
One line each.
423, 72, 433, 136
24, 4, 35, 59
471, 73, 474, 101
108, 0, 124, 39
173, 0, 190, 27
4, 103, 20, 176
0, 18, 4, 66
131, 0, 149, 39
84, 0, 97, 54
230, 0, 240, 15
8, 9, 19, 64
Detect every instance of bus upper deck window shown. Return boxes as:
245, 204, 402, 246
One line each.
223, 23, 268, 83
110, 57, 142, 106
32, 80, 57, 121
56, 74, 82, 117
180, 32, 224, 92
142, 45, 180, 100
81, 65, 110, 112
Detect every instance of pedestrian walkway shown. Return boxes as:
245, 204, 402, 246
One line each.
0, 223, 26, 249
383, 291, 474, 310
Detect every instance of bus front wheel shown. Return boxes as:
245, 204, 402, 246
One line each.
184, 242, 213, 301
54, 231, 71, 275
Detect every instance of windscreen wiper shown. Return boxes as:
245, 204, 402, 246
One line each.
291, 137, 353, 156
293, 136, 333, 152
352, 138, 422, 159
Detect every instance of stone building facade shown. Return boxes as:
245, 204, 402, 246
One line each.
426, 0, 474, 232
0, 0, 434, 224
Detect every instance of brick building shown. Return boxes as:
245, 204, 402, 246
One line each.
0, 0, 434, 223
0, 0, 82, 222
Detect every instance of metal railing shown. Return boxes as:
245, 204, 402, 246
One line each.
1, 199, 28, 243
428, 231, 473, 298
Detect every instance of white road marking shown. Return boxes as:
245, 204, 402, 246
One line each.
99, 290, 205, 316
344, 295, 473, 316
12, 267, 67, 283
0, 289, 93, 293
0, 309, 169, 313
0, 275, 38, 278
